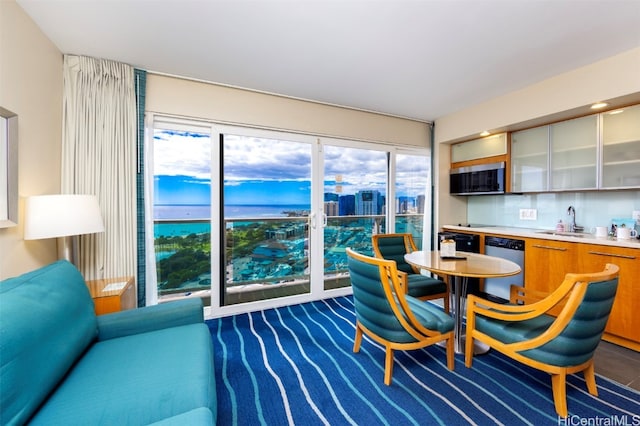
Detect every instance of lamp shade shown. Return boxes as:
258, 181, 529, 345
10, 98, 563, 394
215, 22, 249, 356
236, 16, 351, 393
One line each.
24, 194, 105, 240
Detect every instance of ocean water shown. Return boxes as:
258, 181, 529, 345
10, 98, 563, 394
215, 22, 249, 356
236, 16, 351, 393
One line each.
153, 204, 311, 237
154, 204, 310, 220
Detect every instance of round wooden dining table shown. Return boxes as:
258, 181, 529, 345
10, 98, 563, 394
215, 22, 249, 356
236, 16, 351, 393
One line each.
404, 250, 521, 354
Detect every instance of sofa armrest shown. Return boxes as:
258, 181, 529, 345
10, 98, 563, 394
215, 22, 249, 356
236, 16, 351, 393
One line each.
96, 298, 204, 341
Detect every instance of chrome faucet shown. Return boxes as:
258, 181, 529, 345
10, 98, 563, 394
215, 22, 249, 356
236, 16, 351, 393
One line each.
567, 205, 583, 232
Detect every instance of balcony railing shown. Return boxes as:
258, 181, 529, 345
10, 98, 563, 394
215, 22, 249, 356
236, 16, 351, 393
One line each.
153, 214, 423, 304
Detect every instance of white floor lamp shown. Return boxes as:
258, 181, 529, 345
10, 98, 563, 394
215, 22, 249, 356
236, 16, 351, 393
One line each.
24, 194, 105, 267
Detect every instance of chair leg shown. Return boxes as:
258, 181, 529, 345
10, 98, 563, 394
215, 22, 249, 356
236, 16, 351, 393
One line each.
353, 324, 363, 353
464, 334, 474, 368
446, 335, 455, 371
551, 372, 568, 418
384, 346, 394, 386
443, 293, 450, 314
584, 362, 598, 396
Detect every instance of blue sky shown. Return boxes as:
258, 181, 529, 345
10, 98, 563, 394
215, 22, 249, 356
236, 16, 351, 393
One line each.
153, 129, 427, 206
154, 175, 211, 205
224, 179, 310, 205
154, 175, 312, 206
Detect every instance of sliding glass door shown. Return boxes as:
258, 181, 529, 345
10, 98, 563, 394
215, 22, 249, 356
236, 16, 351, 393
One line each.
321, 143, 388, 290
221, 132, 314, 306
148, 116, 431, 315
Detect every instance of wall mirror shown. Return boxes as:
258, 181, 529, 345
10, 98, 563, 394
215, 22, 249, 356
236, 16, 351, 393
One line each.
0, 107, 18, 228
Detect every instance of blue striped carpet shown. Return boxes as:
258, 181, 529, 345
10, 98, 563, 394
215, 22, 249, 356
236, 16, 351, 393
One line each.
206, 296, 640, 425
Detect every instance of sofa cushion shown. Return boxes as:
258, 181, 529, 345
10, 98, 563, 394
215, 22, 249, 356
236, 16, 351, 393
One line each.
0, 260, 97, 425
30, 323, 216, 425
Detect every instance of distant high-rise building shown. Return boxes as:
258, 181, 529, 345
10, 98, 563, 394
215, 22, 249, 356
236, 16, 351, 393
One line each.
416, 194, 425, 214
397, 196, 413, 214
324, 192, 339, 202
339, 194, 355, 216
324, 201, 339, 216
356, 190, 383, 215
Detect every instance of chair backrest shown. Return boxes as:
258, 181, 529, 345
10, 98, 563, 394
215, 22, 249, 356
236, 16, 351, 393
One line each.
346, 248, 427, 344
521, 264, 619, 367
371, 233, 416, 274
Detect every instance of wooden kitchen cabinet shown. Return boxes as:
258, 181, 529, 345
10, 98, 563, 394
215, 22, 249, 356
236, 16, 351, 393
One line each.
524, 238, 579, 294
578, 244, 640, 351
444, 226, 640, 351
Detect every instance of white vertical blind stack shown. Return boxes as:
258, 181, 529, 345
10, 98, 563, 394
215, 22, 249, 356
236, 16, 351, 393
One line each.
143, 115, 157, 306
61, 55, 137, 280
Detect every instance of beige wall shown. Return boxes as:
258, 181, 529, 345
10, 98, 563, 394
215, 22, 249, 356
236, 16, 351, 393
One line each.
147, 74, 430, 147
434, 47, 640, 230
0, 0, 63, 279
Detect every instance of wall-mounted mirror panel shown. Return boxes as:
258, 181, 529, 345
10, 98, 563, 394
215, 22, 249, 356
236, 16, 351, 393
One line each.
0, 107, 18, 228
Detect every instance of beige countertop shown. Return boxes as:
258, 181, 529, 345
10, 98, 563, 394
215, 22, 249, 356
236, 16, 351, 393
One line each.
441, 225, 640, 249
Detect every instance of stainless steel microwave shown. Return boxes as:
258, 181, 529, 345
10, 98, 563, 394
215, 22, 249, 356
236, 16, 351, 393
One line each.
450, 162, 506, 195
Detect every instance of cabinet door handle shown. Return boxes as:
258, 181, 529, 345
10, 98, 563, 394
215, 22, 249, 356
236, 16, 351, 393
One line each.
532, 244, 567, 251
587, 251, 636, 260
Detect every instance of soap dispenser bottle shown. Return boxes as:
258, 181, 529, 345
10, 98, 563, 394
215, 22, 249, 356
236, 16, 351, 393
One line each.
556, 220, 564, 232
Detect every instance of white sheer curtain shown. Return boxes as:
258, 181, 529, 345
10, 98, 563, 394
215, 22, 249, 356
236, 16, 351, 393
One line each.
62, 55, 137, 281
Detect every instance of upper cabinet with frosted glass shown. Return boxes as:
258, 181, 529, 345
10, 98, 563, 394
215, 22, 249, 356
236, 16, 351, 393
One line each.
451, 133, 507, 164
550, 115, 598, 191
601, 104, 640, 189
511, 126, 549, 192
511, 115, 598, 192
510, 106, 640, 192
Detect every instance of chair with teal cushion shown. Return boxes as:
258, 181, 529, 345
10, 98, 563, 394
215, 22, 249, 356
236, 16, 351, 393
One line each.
465, 263, 619, 418
346, 248, 454, 385
372, 233, 449, 312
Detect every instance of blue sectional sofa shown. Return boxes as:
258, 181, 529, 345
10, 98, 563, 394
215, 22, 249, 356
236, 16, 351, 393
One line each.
0, 260, 216, 425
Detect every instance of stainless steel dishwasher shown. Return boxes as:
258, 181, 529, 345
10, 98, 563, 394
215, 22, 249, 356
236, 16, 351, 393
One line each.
483, 236, 525, 302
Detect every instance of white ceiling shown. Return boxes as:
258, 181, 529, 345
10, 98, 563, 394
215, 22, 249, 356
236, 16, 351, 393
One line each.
16, 0, 640, 122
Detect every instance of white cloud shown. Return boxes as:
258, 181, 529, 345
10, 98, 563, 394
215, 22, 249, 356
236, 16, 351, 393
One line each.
154, 130, 428, 196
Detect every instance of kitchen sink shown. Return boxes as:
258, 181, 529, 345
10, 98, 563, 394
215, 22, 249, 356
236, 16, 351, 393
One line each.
535, 230, 586, 238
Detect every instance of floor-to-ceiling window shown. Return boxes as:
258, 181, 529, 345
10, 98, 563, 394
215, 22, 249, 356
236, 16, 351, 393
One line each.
147, 116, 431, 316
151, 121, 213, 306
394, 151, 430, 249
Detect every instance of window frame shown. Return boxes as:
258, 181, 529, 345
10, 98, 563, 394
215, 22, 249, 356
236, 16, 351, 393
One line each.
147, 114, 432, 318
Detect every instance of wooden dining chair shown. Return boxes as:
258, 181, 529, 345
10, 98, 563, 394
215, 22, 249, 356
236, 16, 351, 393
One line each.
372, 233, 450, 312
464, 263, 620, 417
346, 248, 454, 385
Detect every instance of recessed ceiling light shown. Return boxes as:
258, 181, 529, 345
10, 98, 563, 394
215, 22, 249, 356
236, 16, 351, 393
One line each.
608, 109, 624, 115
590, 102, 609, 110
480, 131, 490, 137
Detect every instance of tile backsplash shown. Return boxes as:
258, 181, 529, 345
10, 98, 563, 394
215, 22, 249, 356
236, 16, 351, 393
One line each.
467, 190, 640, 231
